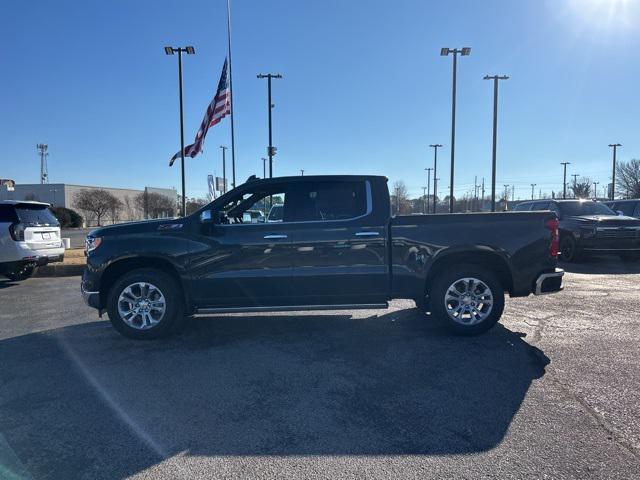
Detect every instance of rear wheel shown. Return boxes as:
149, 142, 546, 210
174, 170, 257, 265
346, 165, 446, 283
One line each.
428, 266, 505, 335
4, 265, 36, 281
106, 268, 185, 339
560, 235, 580, 262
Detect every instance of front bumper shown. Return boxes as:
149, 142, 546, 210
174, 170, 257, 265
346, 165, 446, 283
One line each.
81, 279, 101, 310
534, 268, 564, 295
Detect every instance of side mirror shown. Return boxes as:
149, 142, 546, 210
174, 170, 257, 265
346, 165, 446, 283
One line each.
200, 210, 213, 223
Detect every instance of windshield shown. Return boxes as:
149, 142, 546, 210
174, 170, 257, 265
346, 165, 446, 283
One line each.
558, 201, 616, 217
15, 205, 60, 226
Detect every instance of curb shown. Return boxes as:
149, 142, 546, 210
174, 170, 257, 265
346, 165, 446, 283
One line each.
34, 264, 85, 278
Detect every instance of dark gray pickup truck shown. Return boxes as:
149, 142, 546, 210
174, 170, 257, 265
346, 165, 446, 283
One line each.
81, 175, 564, 339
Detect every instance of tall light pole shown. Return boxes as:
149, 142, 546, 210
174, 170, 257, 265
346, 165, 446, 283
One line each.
593, 181, 599, 199
219, 146, 228, 193
503, 184, 510, 204
165, 45, 196, 216
531, 183, 536, 200
571, 173, 580, 198
608, 143, 621, 200
300, 169, 304, 176
560, 162, 571, 199
257, 73, 282, 178
261, 157, 267, 179
483, 74, 509, 212
429, 144, 442, 214
422, 187, 428, 214
441, 47, 471, 213
425, 167, 433, 214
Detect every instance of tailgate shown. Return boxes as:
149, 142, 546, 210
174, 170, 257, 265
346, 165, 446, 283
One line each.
24, 226, 62, 250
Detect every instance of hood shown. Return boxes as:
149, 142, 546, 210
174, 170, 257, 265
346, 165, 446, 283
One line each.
569, 215, 640, 227
89, 218, 185, 237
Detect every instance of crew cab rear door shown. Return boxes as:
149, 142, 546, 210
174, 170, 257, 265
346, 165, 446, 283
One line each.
284, 179, 388, 304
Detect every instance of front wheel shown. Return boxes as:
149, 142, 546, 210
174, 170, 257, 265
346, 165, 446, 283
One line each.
428, 267, 505, 335
106, 268, 185, 339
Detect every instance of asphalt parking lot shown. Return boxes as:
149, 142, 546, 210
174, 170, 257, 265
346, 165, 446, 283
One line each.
1, 258, 640, 479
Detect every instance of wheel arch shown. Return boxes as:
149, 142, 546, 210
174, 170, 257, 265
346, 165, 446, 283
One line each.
99, 257, 190, 313
424, 249, 513, 297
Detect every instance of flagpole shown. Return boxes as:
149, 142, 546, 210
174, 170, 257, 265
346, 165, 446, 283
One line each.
226, 0, 237, 189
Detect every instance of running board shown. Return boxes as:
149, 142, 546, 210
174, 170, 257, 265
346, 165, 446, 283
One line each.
195, 303, 389, 315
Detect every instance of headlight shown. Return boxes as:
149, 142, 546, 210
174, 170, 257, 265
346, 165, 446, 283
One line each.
85, 236, 102, 253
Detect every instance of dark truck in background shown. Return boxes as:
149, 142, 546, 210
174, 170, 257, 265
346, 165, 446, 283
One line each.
81, 175, 563, 339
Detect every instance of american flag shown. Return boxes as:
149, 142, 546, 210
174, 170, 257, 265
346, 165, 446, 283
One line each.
169, 58, 231, 166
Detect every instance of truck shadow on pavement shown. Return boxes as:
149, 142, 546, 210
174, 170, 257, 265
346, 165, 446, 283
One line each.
0, 310, 549, 479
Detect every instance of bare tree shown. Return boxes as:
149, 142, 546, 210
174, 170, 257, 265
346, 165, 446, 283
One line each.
616, 159, 640, 199
391, 181, 410, 215
135, 192, 176, 219
570, 177, 592, 199
73, 189, 121, 226
186, 197, 208, 215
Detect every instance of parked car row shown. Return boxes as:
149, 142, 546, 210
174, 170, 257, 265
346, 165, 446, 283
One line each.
513, 199, 640, 262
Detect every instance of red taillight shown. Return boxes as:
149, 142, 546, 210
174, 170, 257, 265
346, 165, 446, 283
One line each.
545, 218, 559, 257
8, 223, 25, 241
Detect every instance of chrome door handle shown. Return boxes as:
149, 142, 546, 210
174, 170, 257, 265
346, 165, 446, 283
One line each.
355, 231, 380, 237
263, 234, 288, 239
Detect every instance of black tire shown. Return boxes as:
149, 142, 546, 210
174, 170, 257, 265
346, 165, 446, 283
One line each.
428, 266, 505, 335
106, 268, 185, 339
559, 235, 580, 262
5, 266, 36, 281
619, 252, 640, 262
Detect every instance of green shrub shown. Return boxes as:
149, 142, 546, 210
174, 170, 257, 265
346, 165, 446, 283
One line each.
50, 207, 83, 228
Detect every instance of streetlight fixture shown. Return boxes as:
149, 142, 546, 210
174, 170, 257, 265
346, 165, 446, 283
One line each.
164, 45, 196, 216
441, 47, 471, 213
560, 162, 571, 199
531, 183, 536, 200
429, 144, 442, 214
483, 74, 509, 212
257, 73, 283, 178
608, 143, 622, 200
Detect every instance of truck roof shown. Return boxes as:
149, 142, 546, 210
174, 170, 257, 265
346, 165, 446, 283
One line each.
243, 174, 388, 186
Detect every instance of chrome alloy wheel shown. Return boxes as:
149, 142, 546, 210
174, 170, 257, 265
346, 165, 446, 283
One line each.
117, 282, 167, 330
444, 277, 494, 326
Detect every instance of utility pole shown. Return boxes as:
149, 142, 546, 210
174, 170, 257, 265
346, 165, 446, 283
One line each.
503, 184, 510, 205
422, 187, 428, 214
531, 183, 536, 200
441, 47, 471, 213
219, 146, 228, 193
429, 144, 442, 214
512, 185, 515, 202
483, 74, 509, 212
593, 181, 599, 199
561, 162, 571, 199
257, 73, 283, 178
37, 144, 49, 184
571, 173, 579, 198
300, 169, 304, 176
608, 143, 621, 200
425, 167, 433, 214
481, 178, 485, 211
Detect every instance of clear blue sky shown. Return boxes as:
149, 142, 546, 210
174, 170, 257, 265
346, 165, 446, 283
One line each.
2, 0, 639, 200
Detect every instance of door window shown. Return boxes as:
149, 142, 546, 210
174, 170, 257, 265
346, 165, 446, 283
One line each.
531, 202, 550, 210
217, 187, 288, 224
289, 181, 367, 222
618, 202, 636, 216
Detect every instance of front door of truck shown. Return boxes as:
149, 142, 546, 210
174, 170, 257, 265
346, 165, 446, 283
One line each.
189, 183, 295, 307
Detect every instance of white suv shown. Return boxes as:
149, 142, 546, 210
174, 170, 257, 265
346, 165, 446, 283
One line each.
0, 201, 65, 280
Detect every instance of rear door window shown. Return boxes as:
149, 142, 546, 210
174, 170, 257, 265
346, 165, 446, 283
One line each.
513, 203, 532, 211
618, 202, 636, 216
289, 181, 367, 222
633, 202, 640, 218
15, 205, 59, 226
